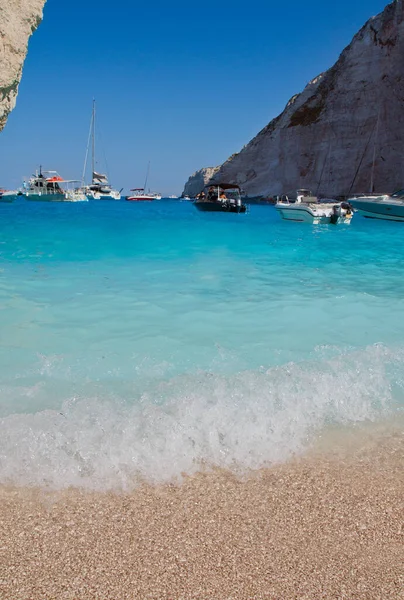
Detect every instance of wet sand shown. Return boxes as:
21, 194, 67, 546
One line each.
1, 430, 403, 600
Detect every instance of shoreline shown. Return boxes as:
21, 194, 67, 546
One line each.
1, 426, 403, 599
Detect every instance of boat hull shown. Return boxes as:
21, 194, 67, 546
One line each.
23, 193, 65, 202
0, 194, 15, 203
275, 205, 330, 224
275, 204, 352, 225
126, 196, 155, 201
194, 201, 247, 213
86, 191, 121, 201
349, 198, 404, 221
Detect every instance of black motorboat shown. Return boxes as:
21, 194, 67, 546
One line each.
194, 183, 247, 213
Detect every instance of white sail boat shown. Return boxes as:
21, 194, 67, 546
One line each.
126, 161, 161, 201
82, 100, 122, 200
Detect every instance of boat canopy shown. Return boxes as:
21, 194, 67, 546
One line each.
46, 176, 64, 182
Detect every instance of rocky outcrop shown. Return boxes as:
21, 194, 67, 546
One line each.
183, 166, 220, 197
188, 0, 404, 198
0, 0, 46, 131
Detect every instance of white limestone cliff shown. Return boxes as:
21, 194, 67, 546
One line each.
183, 166, 220, 197
186, 0, 404, 198
0, 0, 46, 130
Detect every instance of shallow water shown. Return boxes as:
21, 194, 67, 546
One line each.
0, 199, 403, 488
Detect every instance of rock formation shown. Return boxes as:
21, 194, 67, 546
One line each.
0, 0, 46, 131
185, 0, 404, 198
183, 166, 220, 197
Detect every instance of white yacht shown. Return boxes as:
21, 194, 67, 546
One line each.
275, 189, 353, 224
348, 189, 404, 221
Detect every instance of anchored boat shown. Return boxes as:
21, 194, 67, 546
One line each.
19, 168, 87, 202
82, 100, 122, 201
275, 189, 353, 224
126, 189, 161, 201
126, 162, 161, 201
0, 189, 17, 202
194, 184, 247, 213
348, 189, 404, 221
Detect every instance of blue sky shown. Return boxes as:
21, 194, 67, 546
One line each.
0, 0, 389, 195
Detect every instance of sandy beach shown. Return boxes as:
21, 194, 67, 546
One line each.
1, 428, 403, 600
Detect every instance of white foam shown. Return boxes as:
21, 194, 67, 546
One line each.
0, 344, 402, 490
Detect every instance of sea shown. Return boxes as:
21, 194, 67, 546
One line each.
0, 198, 403, 490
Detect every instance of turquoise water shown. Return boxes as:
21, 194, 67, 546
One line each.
0, 199, 403, 488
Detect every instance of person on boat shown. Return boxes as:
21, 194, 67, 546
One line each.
220, 191, 227, 200
207, 187, 216, 201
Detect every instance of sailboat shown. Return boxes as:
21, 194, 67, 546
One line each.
82, 100, 122, 200
126, 162, 161, 201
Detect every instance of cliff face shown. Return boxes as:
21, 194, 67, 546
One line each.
187, 1, 404, 198
0, 0, 46, 131
183, 166, 220, 197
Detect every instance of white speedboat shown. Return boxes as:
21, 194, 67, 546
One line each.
348, 189, 404, 221
275, 189, 353, 224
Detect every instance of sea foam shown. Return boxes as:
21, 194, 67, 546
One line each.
0, 344, 401, 490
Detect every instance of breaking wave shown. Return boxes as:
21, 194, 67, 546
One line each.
0, 344, 402, 490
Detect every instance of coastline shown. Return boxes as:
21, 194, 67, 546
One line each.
1, 425, 403, 600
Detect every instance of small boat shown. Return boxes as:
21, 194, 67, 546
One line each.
275, 189, 353, 224
348, 189, 404, 221
194, 184, 247, 213
127, 162, 161, 201
126, 189, 161, 201
0, 188, 17, 202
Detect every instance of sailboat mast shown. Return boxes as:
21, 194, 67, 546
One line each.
82, 103, 93, 187
144, 161, 150, 191
370, 109, 381, 194
92, 99, 96, 184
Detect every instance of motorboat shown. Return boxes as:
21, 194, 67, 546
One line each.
275, 189, 353, 224
20, 168, 87, 202
0, 188, 17, 202
348, 189, 404, 221
20, 169, 65, 201
194, 183, 247, 213
126, 189, 161, 201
